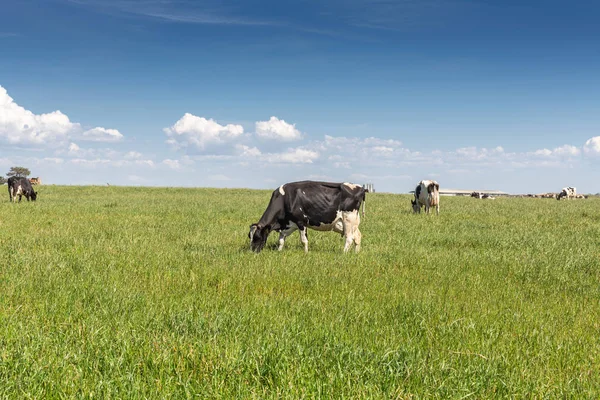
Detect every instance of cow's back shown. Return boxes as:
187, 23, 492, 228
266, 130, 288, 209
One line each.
280, 181, 365, 225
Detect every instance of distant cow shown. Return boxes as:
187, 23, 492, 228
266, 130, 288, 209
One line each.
557, 187, 576, 200
29, 177, 41, 185
471, 192, 495, 199
8, 176, 37, 203
412, 180, 440, 214
249, 181, 367, 253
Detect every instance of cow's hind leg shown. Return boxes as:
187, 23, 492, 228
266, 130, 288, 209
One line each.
299, 227, 309, 253
353, 226, 362, 253
342, 210, 360, 253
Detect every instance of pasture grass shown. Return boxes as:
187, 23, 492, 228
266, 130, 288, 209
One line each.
1, 185, 599, 398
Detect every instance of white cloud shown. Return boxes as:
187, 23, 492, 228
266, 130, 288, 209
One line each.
42, 157, 64, 164
0, 85, 123, 147
583, 136, 600, 156
162, 159, 182, 170
266, 148, 319, 164
372, 146, 394, 154
68, 142, 81, 154
125, 151, 142, 159
82, 127, 124, 142
553, 144, 580, 156
531, 144, 580, 157
533, 148, 552, 157
237, 144, 262, 157
0, 86, 76, 145
69, 157, 155, 169
309, 135, 420, 167
70, 158, 112, 167
255, 116, 303, 141
319, 135, 403, 152
66, 143, 119, 159
135, 160, 155, 167
164, 113, 244, 151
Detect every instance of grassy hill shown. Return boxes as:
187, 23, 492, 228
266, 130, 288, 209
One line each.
1, 185, 599, 397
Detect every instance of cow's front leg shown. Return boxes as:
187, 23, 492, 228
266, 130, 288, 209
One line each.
299, 227, 309, 253
436, 204, 440, 215
278, 224, 298, 252
277, 232, 287, 251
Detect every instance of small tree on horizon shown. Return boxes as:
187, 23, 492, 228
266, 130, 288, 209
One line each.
6, 166, 31, 178
0, 176, 6, 185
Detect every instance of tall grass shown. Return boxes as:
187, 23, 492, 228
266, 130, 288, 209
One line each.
0, 185, 599, 398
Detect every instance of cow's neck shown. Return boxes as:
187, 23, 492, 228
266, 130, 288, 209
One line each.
257, 207, 281, 229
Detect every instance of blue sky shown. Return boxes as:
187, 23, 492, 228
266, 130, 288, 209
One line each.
1, 0, 599, 193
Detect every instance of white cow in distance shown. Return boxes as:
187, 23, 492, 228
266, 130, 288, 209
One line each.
557, 187, 576, 200
411, 180, 440, 215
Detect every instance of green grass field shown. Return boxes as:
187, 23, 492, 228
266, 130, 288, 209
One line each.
1, 185, 599, 398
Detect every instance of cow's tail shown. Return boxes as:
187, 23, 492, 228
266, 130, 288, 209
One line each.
361, 188, 367, 218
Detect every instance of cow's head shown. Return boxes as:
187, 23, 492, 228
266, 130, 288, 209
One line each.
411, 199, 419, 213
249, 223, 271, 253
30, 191, 37, 201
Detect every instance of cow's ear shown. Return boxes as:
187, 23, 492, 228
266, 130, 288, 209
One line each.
249, 224, 258, 239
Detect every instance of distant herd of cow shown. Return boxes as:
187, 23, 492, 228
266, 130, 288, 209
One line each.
521, 187, 586, 200
470, 187, 586, 200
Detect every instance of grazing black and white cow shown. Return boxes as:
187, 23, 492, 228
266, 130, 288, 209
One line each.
471, 191, 495, 200
557, 187, 576, 200
7, 176, 37, 203
411, 180, 440, 214
249, 181, 367, 253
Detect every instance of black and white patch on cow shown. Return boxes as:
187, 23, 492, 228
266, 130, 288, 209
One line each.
557, 186, 576, 200
7, 176, 37, 203
411, 180, 440, 214
248, 181, 367, 253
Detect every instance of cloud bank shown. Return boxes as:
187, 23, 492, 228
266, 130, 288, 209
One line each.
0, 86, 123, 146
